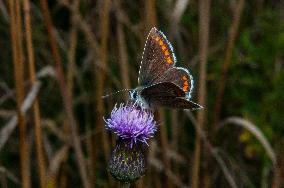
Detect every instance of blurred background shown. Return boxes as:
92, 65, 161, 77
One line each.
0, 0, 284, 187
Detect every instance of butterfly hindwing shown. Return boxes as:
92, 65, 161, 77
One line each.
140, 82, 185, 98
138, 28, 176, 86
156, 97, 202, 109
140, 82, 201, 110
155, 67, 194, 98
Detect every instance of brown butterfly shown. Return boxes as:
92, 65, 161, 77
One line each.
129, 27, 202, 110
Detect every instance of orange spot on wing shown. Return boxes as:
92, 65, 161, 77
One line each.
162, 45, 166, 50
182, 76, 187, 80
184, 81, 189, 86
165, 50, 169, 56
159, 40, 163, 46
167, 59, 173, 64
155, 37, 160, 42
183, 85, 189, 91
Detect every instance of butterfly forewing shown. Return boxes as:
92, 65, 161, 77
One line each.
138, 28, 176, 86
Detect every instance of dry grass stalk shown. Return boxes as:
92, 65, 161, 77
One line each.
64, 0, 79, 184
59, 0, 99, 53
58, 165, 68, 188
148, 156, 187, 188
170, 0, 190, 34
272, 4, 284, 187
59, 2, 103, 185
38, 0, 91, 187
0, 82, 41, 152
191, 0, 210, 187
272, 144, 284, 188
23, 0, 47, 187
67, 0, 80, 100
85, 124, 96, 186
171, 110, 178, 148
213, 0, 245, 128
0, 166, 20, 185
208, 2, 245, 185
170, 110, 180, 179
9, 0, 31, 187
60, 0, 123, 89
156, 110, 173, 188
66, 1, 97, 185
116, 9, 131, 99
145, 0, 157, 31
47, 145, 69, 187
94, 0, 112, 186
186, 112, 238, 188
0, 170, 8, 188
220, 117, 276, 164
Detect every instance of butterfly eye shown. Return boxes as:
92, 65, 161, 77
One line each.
129, 90, 138, 100
133, 91, 138, 99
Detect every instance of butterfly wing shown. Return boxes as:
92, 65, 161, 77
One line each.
154, 67, 194, 98
138, 27, 176, 86
157, 97, 202, 110
140, 82, 202, 110
138, 28, 201, 110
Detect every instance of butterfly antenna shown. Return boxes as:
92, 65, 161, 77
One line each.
102, 89, 133, 99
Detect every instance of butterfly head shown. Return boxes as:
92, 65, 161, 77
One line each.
128, 88, 151, 109
128, 90, 138, 101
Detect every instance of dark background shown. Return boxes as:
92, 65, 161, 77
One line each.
0, 0, 284, 187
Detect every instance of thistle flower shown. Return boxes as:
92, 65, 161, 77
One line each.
108, 140, 146, 183
104, 103, 157, 147
105, 103, 157, 183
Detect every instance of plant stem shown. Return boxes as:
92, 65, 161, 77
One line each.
213, 0, 245, 129
121, 182, 130, 188
95, 0, 112, 186
157, 110, 172, 188
191, 0, 210, 188
38, 0, 91, 187
9, 0, 31, 187
145, 0, 157, 31
116, 6, 130, 99
23, 0, 47, 187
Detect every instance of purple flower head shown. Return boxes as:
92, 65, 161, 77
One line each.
104, 103, 157, 146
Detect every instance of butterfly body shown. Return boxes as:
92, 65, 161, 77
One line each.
129, 86, 150, 108
129, 27, 202, 110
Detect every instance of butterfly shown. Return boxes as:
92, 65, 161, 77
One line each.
129, 27, 202, 110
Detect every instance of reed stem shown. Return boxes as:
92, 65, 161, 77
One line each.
192, 0, 210, 187
38, 0, 91, 187
23, 0, 47, 187
9, 0, 31, 187
121, 182, 130, 188
213, 0, 245, 129
94, 0, 112, 186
